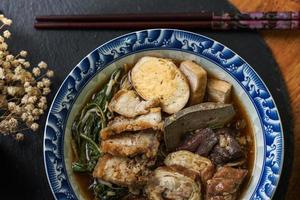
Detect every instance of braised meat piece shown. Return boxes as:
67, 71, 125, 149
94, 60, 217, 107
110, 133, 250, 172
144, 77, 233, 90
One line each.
210, 129, 244, 165
101, 130, 160, 158
100, 107, 162, 139
206, 167, 248, 200
92, 154, 151, 187
108, 89, 160, 118
195, 128, 219, 156
177, 128, 218, 156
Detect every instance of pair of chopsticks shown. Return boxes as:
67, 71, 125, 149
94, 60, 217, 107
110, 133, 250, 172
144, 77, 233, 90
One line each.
34, 11, 300, 30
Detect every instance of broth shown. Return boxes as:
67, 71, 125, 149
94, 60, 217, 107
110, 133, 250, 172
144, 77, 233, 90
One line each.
71, 93, 255, 200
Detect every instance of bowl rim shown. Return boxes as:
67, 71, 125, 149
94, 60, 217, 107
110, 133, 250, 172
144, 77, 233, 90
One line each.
43, 28, 284, 200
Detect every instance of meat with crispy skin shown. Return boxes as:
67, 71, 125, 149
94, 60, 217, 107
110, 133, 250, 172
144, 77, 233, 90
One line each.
93, 154, 151, 187
109, 89, 160, 118
206, 166, 248, 200
100, 107, 163, 139
101, 130, 160, 158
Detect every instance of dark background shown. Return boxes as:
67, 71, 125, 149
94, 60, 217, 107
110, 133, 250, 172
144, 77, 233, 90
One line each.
0, 0, 293, 199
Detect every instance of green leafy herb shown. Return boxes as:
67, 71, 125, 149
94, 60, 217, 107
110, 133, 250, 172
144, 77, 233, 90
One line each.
71, 68, 127, 199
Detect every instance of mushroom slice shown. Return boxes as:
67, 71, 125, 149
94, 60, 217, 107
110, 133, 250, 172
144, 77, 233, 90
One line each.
101, 130, 160, 158
164, 150, 214, 183
100, 107, 163, 139
108, 89, 160, 118
145, 167, 201, 200
93, 154, 151, 187
164, 102, 235, 151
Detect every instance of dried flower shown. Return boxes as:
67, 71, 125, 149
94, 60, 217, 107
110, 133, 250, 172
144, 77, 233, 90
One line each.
21, 113, 28, 121
26, 115, 34, 123
7, 102, 16, 111
30, 123, 39, 131
23, 61, 30, 68
24, 104, 34, 112
32, 108, 40, 116
19, 50, 27, 57
32, 67, 41, 77
46, 70, 54, 78
23, 81, 30, 88
38, 61, 47, 69
0, 67, 4, 79
42, 78, 51, 87
8, 117, 18, 131
0, 14, 53, 140
3, 30, 11, 38
15, 133, 24, 141
28, 96, 37, 104
43, 87, 51, 95
1, 18, 12, 26
6, 54, 13, 61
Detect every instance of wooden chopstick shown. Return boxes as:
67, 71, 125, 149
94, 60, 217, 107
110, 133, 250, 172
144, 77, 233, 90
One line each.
34, 12, 300, 30
34, 20, 300, 30
35, 12, 300, 22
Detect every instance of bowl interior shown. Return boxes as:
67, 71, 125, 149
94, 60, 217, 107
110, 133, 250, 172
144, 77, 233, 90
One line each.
64, 50, 264, 200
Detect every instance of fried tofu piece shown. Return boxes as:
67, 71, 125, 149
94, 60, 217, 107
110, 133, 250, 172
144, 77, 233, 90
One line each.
179, 60, 207, 105
93, 154, 151, 187
100, 107, 163, 140
207, 78, 232, 103
101, 130, 160, 158
145, 167, 201, 200
108, 89, 160, 118
164, 150, 215, 183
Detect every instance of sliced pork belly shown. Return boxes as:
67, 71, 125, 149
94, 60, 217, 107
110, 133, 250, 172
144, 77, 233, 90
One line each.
100, 107, 163, 139
93, 154, 151, 187
108, 89, 160, 118
101, 130, 160, 158
206, 167, 248, 200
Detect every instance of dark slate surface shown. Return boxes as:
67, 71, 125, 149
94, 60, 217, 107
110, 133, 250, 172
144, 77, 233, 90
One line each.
0, 0, 293, 199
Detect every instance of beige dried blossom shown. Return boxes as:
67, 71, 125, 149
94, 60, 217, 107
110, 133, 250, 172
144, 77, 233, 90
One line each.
28, 96, 37, 104
21, 113, 28, 121
0, 15, 54, 140
42, 78, 51, 87
6, 54, 13, 61
32, 67, 41, 77
0, 67, 4, 79
43, 87, 51, 95
23, 61, 30, 68
15, 133, 24, 141
30, 123, 39, 131
3, 30, 11, 38
46, 70, 54, 78
32, 108, 40, 116
23, 81, 30, 88
37, 81, 44, 89
38, 61, 47, 69
19, 50, 27, 57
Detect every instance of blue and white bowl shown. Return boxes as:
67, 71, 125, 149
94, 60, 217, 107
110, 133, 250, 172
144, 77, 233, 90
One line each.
44, 29, 284, 200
